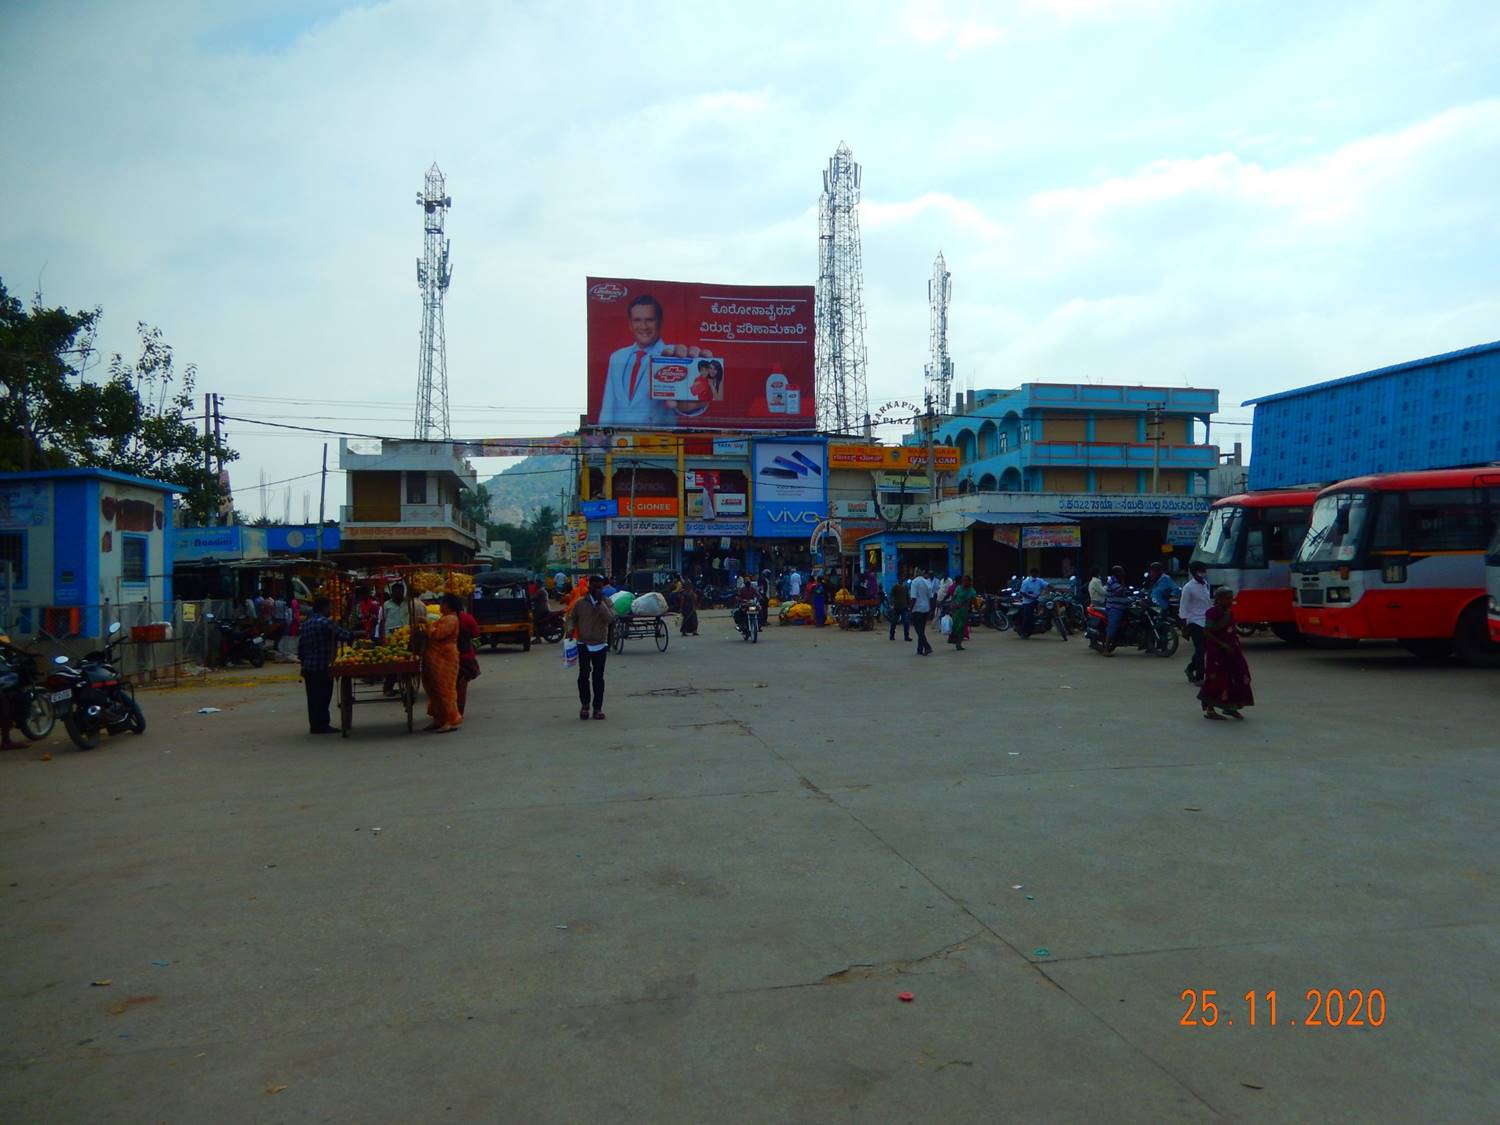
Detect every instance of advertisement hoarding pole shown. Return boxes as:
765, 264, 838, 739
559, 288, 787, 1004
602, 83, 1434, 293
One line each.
624, 462, 639, 577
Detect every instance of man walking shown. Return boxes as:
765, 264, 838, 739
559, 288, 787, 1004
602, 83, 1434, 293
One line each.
565, 574, 617, 720
909, 567, 936, 656
1179, 561, 1212, 684
297, 596, 353, 734
887, 570, 911, 641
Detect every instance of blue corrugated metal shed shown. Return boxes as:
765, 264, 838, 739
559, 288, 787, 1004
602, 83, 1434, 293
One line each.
1242, 339, 1500, 489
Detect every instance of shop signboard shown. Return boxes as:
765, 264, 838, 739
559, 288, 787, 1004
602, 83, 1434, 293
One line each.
173, 525, 245, 561
993, 526, 1021, 548
1021, 524, 1082, 548
0, 482, 49, 529
833, 499, 879, 518
684, 519, 748, 536
580, 499, 618, 520
751, 439, 828, 537
586, 277, 815, 430
1166, 516, 1206, 546
713, 438, 749, 456
265, 526, 339, 553
1051, 494, 1210, 515
605, 518, 679, 536
828, 444, 960, 471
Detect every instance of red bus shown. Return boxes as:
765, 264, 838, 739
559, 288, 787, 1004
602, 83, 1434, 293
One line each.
1190, 489, 1319, 641
1488, 523, 1500, 643
1292, 468, 1500, 665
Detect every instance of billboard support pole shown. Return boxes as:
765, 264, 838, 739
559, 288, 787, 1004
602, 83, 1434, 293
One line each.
624, 462, 639, 577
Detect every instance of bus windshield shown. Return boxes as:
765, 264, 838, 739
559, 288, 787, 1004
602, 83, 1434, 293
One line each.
1192, 506, 1243, 567
1489, 524, 1500, 566
1299, 491, 1377, 566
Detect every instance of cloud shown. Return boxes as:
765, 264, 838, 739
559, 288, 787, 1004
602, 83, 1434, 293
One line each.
898, 0, 1006, 55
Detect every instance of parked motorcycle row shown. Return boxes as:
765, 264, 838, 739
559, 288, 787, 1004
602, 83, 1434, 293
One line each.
939, 585, 1181, 657
1, 622, 149, 753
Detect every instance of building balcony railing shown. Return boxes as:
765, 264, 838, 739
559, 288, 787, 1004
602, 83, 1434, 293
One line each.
958, 441, 1218, 472
340, 504, 480, 539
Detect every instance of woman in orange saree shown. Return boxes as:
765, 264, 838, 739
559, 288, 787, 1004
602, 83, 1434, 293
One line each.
422, 597, 462, 732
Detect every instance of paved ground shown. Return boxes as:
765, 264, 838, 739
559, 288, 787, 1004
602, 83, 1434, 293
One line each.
2, 611, 1497, 1123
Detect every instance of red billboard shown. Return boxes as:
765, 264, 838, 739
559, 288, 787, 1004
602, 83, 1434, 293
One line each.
585, 277, 815, 431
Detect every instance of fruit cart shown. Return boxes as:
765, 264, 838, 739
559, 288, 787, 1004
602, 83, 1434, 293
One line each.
330, 634, 422, 737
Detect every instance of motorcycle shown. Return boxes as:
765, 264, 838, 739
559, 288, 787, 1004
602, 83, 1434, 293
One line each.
0, 639, 56, 741
983, 591, 1018, 630
733, 598, 761, 643
45, 622, 146, 750
532, 607, 566, 645
1084, 594, 1180, 657
1005, 594, 1071, 641
216, 615, 268, 667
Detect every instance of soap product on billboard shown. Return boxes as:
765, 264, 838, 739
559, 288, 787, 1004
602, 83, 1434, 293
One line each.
652, 356, 726, 405
766, 372, 789, 412
785, 389, 800, 414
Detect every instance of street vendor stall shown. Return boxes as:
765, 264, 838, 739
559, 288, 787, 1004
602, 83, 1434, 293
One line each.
330, 631, 421, 737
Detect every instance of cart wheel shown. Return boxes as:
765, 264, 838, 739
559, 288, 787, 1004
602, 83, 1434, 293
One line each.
339, 677, 353, 738
402, 676, 415, 732
655, 617, 669, 652
611, 621, 625, 655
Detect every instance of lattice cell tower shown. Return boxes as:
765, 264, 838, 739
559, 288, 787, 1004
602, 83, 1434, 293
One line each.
925, 251, 954, 414
815, 142, 869, 434
413, 162, 453, 441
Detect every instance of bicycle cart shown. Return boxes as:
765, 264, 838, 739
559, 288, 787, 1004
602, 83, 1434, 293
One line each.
331, 658, 421, 737
608, 614, 671, 654
834, 598, 881, 630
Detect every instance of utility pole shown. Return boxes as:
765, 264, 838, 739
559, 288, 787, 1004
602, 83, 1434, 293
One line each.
624, 462, 640, 578
316, 443, 328, 562
1149, 403, 1163, 492
203, 393, 212, 477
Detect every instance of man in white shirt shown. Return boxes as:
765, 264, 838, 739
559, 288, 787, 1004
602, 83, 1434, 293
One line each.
1178, 561, 1213, 684
909, 568, 936, 655
788, 568, 803, 598
598, 295, 714, 428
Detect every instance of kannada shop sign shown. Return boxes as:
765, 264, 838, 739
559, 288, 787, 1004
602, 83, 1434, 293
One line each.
751, 439, 827, 537
585, 276, 815, 431
827, 443, 960, 471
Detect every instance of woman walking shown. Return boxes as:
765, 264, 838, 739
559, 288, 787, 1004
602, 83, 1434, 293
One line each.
453, 595, 481, 717
947, 575, 974, 652
677, 578, 699, 636
422, 595, 463, 733
1199, 587, 1254, 720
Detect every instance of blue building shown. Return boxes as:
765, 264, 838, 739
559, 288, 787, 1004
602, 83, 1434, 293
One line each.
0, 468, 185, 640
1243, 339, 1500, 489
937, 383, 1220, 495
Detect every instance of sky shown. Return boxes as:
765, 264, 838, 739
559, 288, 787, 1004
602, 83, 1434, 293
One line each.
4, 0, 1498, 518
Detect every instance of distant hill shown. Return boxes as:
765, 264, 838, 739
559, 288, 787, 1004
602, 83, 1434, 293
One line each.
481, 454, 573, 525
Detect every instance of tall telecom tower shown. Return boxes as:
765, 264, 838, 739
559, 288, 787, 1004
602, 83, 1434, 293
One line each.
924, 251, 954, 415
815, 142, 869, 434
413, 162, 453, 441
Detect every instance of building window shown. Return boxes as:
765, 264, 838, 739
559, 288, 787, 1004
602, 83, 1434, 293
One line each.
122, 535, 148, 584
1020, 423, 1031, 443
998, 433, 1008, 453
0, 531, 25, 589
406, 473, 428, 504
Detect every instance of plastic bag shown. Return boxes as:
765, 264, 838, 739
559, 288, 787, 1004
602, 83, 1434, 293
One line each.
939, 614, 953, 635
563, 639, 578, 668
610, 591, 634, 615
631, 591, 667, 617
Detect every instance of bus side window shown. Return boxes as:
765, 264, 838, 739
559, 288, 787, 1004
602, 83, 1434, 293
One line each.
1244, 529, 1266, 567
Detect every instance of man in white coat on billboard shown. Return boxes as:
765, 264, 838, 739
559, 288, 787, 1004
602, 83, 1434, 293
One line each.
599, 294, 713, 428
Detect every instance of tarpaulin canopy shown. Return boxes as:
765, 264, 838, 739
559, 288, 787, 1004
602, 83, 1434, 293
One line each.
957, 512, 1078, 527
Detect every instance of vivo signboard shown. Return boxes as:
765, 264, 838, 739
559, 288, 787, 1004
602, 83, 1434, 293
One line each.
751, 438, 827, 537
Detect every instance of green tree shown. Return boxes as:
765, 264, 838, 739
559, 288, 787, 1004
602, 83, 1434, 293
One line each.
457, 482, 493, 530
0, 279, 236, 523
0, 280, 131, 471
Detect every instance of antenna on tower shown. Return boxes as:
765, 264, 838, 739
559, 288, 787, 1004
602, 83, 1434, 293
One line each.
413, 162, 453, 441
815, 142, 869, 435
925, 251, 953, 413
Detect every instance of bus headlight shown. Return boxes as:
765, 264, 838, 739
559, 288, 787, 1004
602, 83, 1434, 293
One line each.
1490, 596, 1500, 615
1326, 587, 1352, 603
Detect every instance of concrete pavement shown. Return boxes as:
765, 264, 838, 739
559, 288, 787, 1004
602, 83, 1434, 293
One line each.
2, 612, 1496, 1122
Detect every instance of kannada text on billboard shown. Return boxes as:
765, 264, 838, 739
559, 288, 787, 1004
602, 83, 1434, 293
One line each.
586, 277, 815, 431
